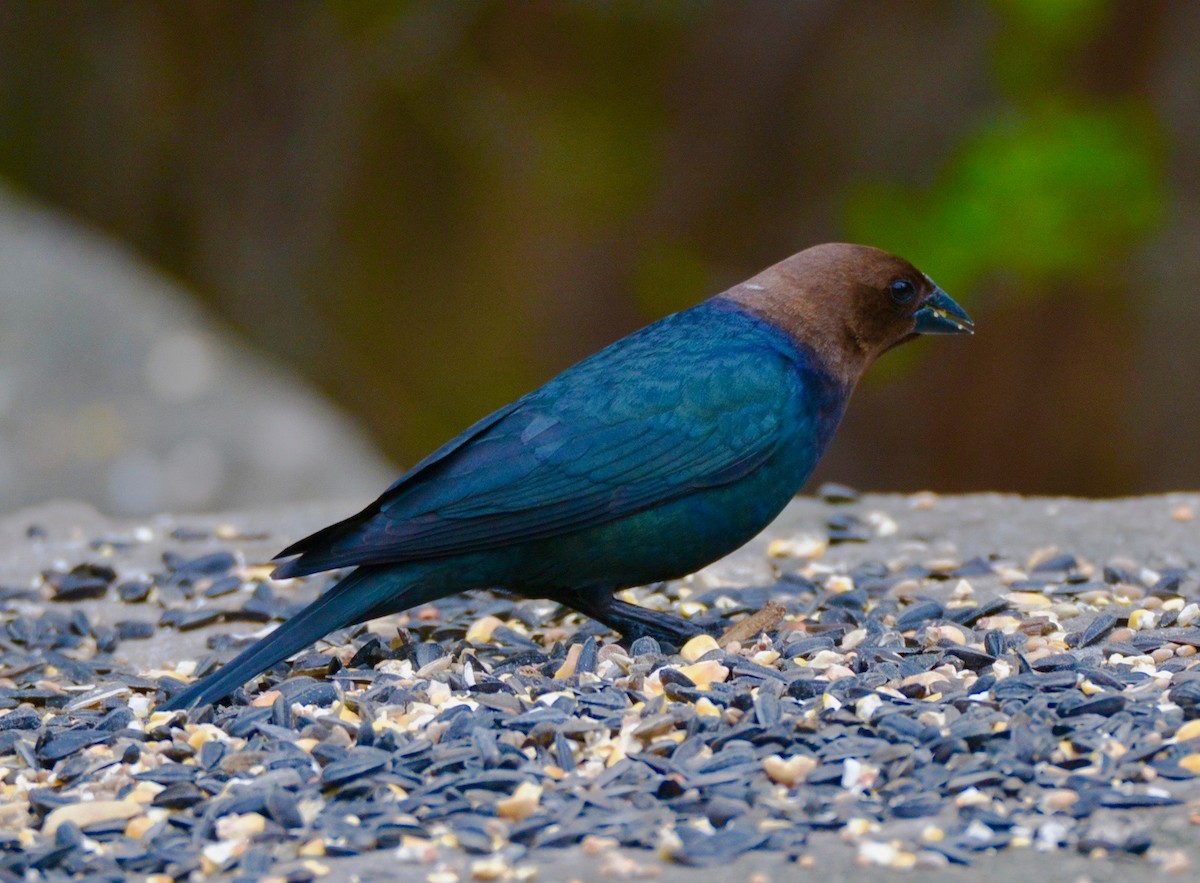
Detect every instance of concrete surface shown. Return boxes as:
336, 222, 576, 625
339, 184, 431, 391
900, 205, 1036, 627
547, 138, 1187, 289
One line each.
0, 184, 393, 517
1, 492, 1198, 881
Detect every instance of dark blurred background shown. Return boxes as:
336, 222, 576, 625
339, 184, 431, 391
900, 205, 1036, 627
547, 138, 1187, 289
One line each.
1, 0, 1197, 516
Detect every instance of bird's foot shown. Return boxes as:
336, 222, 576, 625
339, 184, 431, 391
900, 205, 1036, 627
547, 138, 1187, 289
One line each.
567, 593, 704, 650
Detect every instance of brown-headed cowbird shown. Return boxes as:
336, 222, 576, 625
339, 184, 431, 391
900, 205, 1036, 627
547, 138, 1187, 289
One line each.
162, 243, 972, 709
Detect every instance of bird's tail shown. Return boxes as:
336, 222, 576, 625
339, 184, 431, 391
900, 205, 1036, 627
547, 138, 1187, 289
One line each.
159, 566, 443, 710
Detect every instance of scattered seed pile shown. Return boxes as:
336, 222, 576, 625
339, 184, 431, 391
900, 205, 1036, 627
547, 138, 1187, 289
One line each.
2, 491, 1199, 881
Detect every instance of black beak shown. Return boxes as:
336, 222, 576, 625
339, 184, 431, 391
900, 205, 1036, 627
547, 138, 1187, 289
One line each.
913, 288, 973, 335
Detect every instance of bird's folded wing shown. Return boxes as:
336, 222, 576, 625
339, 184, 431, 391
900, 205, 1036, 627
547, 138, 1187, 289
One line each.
274, 332, 799, 576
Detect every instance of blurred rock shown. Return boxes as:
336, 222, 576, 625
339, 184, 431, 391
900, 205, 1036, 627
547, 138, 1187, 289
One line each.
0, 184, 394, 515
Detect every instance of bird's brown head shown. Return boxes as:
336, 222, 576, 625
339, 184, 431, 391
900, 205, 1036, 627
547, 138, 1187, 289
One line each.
722, 243, 973, 387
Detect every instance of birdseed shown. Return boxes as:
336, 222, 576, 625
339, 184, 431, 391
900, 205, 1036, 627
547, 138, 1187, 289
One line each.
1, 493, 1199, 877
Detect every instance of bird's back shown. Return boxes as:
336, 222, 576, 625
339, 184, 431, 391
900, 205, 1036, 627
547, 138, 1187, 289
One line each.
274, 299, 847, 583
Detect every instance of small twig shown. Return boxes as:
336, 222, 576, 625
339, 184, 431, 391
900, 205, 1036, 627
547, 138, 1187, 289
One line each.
718, 600, 786, 647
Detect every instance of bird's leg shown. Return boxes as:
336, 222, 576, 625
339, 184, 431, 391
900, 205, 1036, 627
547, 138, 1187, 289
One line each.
564, 588, 706, 648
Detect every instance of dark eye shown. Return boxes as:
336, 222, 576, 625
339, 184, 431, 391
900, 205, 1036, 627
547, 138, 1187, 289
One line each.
889, 278, 916, 305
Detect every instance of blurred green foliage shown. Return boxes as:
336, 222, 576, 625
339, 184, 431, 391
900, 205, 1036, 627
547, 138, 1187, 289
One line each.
991, 0, 1112, 95
845, 103, 1165, 298
0, 0, 1194, 497
846, 0, 1165, 301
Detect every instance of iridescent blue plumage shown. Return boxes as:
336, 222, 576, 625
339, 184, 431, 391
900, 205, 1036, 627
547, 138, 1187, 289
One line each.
162, 244, 971, 709
273, 300, 846, 580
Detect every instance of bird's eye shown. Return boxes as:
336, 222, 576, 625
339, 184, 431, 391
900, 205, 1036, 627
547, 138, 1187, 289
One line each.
889, 278, 916, 305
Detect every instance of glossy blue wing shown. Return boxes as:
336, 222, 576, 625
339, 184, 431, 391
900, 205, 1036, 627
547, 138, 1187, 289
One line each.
274, 306, 802, 575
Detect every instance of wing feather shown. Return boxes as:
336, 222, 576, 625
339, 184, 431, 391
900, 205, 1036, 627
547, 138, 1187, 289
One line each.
274, 306, 801, 576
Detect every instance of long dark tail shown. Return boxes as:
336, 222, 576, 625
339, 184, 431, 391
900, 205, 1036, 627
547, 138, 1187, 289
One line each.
160, 566, 444, 710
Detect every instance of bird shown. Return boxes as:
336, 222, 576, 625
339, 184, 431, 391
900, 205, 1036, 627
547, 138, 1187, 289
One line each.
161, 243, 972, 710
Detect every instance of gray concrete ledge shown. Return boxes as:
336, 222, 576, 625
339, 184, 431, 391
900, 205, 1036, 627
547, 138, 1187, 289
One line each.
1, 492, 1198, 882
